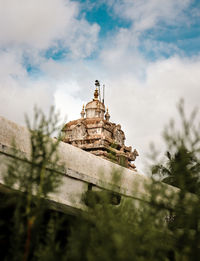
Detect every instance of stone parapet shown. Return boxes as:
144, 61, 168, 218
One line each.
0, 115, 183, 215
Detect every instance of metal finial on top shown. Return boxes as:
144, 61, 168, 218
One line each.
95, 80, 100, 87
80, 104, 85, 118
94, 87, 99, 100
95, 80, 101, 102
105, 107, 110, 121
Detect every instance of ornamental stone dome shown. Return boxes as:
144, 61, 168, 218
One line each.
85, 95, 105, 119
61, 81, 138, 171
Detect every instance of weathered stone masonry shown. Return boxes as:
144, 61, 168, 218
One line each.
61, 82, 139, 170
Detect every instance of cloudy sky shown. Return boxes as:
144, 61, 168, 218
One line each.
0, 0, 200, 173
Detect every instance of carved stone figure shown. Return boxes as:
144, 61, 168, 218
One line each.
113, 125, 125, 146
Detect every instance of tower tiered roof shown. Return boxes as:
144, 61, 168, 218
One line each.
61, 81, 138, 171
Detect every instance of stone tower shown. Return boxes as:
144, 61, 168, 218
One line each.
61, 81, 138, 171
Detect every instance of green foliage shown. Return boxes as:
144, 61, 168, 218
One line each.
150, 100, 200, 260
151, 100, 200, 195
1, 107, 64, 261
67, 185, 173, 261
1, 103, 200, 261
66, 100, 200, 261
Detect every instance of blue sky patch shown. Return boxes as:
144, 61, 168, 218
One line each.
21, 0, 200, 68
77, 0, 131, 37
22, 55, 42, 78
138, 22, 200, 60
45, 47, 69, 61
74, 0, 200, 61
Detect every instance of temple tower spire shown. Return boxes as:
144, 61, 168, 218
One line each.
61, 81, 138, 171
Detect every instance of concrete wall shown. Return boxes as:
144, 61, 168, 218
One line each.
0, 115, 179, 214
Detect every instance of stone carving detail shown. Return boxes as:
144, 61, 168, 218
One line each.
71, 123, 87, 140
113, 125, 125, 146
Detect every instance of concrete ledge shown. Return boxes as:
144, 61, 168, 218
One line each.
0, 116, 180, 213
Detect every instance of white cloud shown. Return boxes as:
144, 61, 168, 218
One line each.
0, 0, 100, 124
0, 50, 27, 80
110, 0, 191, 32
99, 28, 146, 80
103, 56, 200, 173
0, 50, 54, 125
40, 58, 104, 100
0, 0, 75, 49
66, 19, 100, 59
54, 82, 85, 123
0, 0, 100, 57
0, 80, 54, 126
